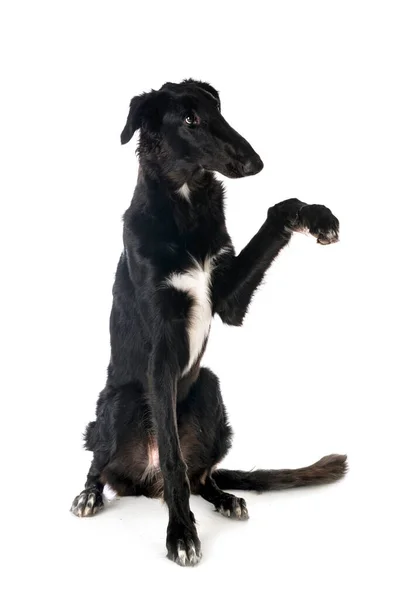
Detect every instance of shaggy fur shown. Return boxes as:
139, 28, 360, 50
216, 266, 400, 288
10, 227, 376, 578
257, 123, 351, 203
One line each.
71, 79, 347, 566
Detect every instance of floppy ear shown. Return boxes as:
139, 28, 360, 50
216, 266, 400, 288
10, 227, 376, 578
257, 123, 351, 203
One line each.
196, 81, 221, 107
183, 79, 221, 110
121, 93, 151, 145
121, 91, 169, 144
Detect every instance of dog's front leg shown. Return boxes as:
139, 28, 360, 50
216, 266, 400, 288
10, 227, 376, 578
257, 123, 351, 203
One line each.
213, 199, 339, 325
149, 336, 201, 567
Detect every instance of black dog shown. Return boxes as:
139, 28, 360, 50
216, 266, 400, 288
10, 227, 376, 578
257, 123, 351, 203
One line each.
71, 79, 347, 566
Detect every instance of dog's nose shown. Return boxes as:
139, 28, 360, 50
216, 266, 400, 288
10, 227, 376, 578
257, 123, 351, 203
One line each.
243, 155, 264, 176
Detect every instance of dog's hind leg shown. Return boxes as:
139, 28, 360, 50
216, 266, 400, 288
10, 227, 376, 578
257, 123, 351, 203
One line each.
71, 381, 154, 516
177, 368, 248, 519
199, 475, 249, 520
70, 452, 107, 517
70, 383, 123, 517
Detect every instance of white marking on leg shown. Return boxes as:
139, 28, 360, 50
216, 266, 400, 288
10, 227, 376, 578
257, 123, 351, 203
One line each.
186, 542, 201, 565
177, 543, 187, 566
76, 494, 86, 516
286, 224, 310, 235
324, 229, 339, 241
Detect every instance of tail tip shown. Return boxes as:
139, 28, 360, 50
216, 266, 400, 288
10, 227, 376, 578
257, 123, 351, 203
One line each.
315, 453, 348, 482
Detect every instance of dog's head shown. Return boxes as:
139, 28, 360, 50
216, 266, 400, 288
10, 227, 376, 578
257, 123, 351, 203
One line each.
121, 79, 263, 179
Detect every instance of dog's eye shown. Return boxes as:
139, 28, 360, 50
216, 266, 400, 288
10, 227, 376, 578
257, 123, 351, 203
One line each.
185, 113, 199, 126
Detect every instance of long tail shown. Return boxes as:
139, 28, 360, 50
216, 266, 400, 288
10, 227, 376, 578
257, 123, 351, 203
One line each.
213, 454, 347, 492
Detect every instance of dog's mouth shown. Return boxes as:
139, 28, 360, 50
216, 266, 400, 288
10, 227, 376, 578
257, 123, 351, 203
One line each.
200, 162, 243, 178
224, 162, 244, 178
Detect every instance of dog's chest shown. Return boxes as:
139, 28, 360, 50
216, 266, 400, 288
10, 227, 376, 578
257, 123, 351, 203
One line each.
167, 257, 214, 374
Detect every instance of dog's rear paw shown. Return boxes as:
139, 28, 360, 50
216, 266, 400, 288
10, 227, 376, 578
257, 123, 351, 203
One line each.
216, 495, 249, 520
166, 522, 202, 567
71, 488, 104, 517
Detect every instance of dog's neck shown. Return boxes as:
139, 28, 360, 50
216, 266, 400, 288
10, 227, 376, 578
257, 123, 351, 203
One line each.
132, 162, 223, 239
139, 158, 217, 202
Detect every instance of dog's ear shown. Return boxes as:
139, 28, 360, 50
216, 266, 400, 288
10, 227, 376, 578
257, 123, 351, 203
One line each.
121, 93, 150, 144
183, 79, 221, 110
121, 91, 167, 145
196, 81, 221, 107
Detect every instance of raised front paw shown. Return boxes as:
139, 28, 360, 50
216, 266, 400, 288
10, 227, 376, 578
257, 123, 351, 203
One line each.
295, 204, 339, 245
166, 520, 202, 567
268, 198, 306, 228
70, 488, 104, 517
268, 199, 339, 245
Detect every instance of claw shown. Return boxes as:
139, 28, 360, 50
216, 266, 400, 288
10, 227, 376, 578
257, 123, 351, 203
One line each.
70, 489, 104, 517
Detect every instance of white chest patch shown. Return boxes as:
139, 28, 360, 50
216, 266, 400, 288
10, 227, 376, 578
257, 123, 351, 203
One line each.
167, 257, 213, 374
177, 183, 191, 201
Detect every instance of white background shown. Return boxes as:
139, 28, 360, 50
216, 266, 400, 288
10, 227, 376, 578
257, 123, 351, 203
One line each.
1, 1, 400, 598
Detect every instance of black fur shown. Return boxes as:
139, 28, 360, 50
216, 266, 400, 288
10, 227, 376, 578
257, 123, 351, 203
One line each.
71, 79, 347, 566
